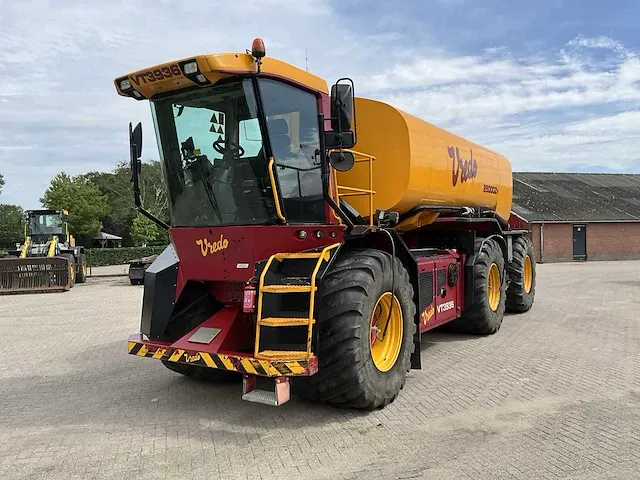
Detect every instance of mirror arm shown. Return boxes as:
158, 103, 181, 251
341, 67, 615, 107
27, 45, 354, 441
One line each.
137, 206, 170, 231
129, 123, 170, 231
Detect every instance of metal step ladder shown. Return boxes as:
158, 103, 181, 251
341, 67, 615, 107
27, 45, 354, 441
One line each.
254, 243, 341, 360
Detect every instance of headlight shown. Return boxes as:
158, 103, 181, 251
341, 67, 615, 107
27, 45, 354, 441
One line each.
120, 79, 131, 90
183, 61, 198, 75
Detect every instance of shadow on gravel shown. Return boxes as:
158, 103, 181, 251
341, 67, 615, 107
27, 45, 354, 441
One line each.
83, 276, 131, 287
607, 280, 640, 287
420, 332, 479, 350
0, 340, 374, 436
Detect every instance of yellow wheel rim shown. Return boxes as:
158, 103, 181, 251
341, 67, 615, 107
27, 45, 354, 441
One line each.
69, 264, 75, 283
523, 255, 532, 294
82, 263, 87, 276
488, 263, 501, 311
370, 292, 403, 372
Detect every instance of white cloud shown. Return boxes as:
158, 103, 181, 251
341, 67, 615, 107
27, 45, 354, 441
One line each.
357, 35, 640, 172
0, 1, 638, 208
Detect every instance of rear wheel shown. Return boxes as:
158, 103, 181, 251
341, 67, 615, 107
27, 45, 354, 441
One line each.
292, 248, 416, 410
506, 236, 536, 312
76, 253, 87, 284
443, 238, 506, 335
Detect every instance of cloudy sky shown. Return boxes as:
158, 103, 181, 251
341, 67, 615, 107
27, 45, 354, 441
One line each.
1, 0, 640, 208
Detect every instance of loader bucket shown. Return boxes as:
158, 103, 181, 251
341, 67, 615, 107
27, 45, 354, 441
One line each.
0, 257, 71, 294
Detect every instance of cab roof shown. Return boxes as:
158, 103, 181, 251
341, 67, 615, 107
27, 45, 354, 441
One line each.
114, 53, 329, 100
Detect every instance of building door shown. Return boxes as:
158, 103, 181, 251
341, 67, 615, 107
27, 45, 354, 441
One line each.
573, 224, 587, 260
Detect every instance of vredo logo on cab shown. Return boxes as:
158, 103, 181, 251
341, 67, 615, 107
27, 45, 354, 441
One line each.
195, 234, 229, 257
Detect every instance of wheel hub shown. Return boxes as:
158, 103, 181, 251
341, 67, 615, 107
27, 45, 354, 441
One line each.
523, 255, 532, 293
488, 263, 501, 311
369, 292, 403, 372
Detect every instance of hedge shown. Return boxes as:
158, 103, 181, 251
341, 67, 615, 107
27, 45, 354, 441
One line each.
86, 246, 167, 267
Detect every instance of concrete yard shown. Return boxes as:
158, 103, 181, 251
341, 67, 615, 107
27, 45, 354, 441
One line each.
1, 261, 639, 479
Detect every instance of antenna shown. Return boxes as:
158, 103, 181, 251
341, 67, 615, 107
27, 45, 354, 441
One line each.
305, 49, 308, 72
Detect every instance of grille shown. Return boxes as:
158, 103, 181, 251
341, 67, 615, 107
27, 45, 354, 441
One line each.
418, 271, 434, 310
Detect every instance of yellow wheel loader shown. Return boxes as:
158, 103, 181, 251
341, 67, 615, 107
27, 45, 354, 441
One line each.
0, 210, 88, 294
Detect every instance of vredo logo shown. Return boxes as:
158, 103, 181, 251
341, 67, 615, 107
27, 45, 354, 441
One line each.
421, 304, 435, 325
448, 146, 478, 186
196, 234, 229, 257
437, 300, 455, 313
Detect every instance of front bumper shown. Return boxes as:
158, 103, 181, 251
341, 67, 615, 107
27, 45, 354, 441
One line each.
127, 334, 318, 377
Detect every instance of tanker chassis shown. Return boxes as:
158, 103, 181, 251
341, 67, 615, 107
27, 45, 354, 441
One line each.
115, 39, 536, 409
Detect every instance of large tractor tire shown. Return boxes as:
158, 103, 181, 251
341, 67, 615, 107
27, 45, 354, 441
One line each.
61, 253, 76, 288
76, 253, 88, 284
506, 236, 536, 313
443, 238, 506, 335
293, 248, 416, 410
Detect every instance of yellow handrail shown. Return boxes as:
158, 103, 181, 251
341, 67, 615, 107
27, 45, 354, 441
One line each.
267, 157, 286, 223
331, 149, 376, 226
254, 242, 341, 359
306, 243, 341, 355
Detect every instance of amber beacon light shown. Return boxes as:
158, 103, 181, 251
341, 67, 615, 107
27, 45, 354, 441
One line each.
251, 38, 266, 59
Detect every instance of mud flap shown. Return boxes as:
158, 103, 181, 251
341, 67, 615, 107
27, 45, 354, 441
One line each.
140, 244, 179, 338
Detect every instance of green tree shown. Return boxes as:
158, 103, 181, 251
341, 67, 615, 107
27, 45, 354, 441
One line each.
40, 173, 108, 242
130, 216, 161, 246
0, 204, 24, 248
82, 160, 168, 246
82, 163, 136, 243
0, 173, 5, 196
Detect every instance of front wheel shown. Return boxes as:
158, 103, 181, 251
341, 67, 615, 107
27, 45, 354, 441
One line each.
76, 254, 87, 284
293, 248, 416, 410
61, 253, 76, 288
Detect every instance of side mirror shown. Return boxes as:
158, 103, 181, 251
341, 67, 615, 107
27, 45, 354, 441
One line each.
130, 122, 143, 160
329, 150, 355, 172
129, 122, 143, 208
330, 82, 354, 132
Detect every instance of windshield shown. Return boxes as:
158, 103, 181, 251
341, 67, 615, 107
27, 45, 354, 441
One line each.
151, 78, 325, 227
28, 214, 63, 236
151, 79, 276, 227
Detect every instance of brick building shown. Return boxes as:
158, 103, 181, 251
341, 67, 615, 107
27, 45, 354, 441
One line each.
509, 173, 640, 263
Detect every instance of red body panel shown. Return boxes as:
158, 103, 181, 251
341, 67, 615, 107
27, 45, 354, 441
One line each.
128, 306, 318, 377
171, 225, 345, 297
169, 306, 253, 354
416, 251, 465, 333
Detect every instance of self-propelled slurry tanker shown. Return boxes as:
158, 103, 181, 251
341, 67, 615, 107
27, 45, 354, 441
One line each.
115, 39, 535, 409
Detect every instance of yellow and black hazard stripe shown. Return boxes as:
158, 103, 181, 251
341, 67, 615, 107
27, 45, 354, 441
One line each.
127, 341, 314, 377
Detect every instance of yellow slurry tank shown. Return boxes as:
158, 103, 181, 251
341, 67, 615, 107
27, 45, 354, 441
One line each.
337, 98, 513, 223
